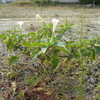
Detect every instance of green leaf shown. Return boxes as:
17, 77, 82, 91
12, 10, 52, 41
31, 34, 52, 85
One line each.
24, 42, 48, 47
95, 44, 100, 47
31, 47, 48, 61
55, 42, 65, 47
31, 50, 41, 60
9, 56, 18, 66
95, 46, 100, 55
7, 41, 14, 51
52, 50, 59, 69
91, 49, 95, 62
0, 34, 6, 38
2, 37, 9, 43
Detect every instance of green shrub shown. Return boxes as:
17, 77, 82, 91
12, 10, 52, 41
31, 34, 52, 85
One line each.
0, 14, 100, 100
79, 0, 100, 4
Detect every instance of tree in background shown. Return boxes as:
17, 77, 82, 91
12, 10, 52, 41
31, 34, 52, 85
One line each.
79, 0, 100, 5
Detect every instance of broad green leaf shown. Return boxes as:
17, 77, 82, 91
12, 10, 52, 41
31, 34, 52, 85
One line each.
31, 47, 48, 60
9, 56, 18, 66
2, 37, 9, 43
55, 42, 65, 47
31, 50, 41, 60
0, 35, 6, 38
95, 46, 100, 55
95, 44, 100, 47
81, 47, 91, 57
7, 41, 14, 51
52, 50, 59, 69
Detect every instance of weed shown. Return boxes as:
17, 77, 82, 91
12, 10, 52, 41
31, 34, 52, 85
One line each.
0, 14, 100, 100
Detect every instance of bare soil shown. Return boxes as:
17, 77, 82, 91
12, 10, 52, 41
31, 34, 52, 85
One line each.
0, 4, 100, 33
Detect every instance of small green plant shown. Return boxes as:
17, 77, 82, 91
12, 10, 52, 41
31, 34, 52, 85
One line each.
25, 72, 40, 87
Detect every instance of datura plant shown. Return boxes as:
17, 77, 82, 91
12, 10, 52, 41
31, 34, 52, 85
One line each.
0, 14, 100, 68
0, 14, 100, 100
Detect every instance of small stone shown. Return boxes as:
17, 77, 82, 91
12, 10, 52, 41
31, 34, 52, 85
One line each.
87, 29, 90, 31
93, 68, 98, 72
90, 77, 95, 84
86, 88, 90, 92
95, 79, 99, 83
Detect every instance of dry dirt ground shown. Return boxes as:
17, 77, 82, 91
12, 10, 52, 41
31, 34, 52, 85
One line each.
0, 3, 100, 33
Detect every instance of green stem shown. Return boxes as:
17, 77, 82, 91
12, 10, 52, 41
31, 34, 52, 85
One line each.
51, 32, 54, 42
79, 14, 84, 100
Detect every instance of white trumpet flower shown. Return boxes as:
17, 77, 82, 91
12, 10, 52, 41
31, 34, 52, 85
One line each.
52, 18, 59, 33
17, 21, 24, 29
36, 14, 40, 18
51, 18, 59, 42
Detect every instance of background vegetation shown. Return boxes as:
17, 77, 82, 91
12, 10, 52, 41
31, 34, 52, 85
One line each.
79, 0, 100, 5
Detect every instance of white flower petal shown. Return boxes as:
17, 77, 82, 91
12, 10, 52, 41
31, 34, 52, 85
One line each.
17, 21, 24, 29
52, 18, 59, 33
36, 14, 40, 18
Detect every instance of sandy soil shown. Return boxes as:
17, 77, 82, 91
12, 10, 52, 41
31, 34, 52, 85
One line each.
0, 4, 100, 33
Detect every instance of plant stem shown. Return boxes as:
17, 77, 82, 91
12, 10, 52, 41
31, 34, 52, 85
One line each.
79, 13, 85, 100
